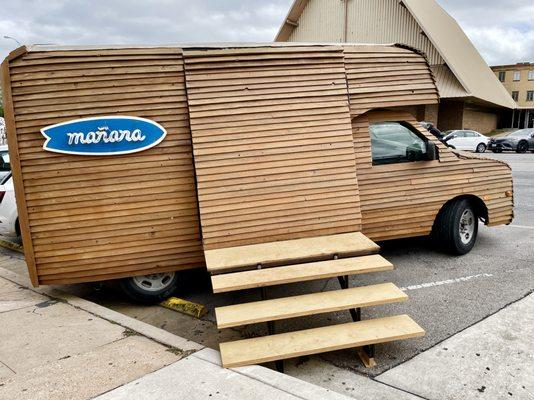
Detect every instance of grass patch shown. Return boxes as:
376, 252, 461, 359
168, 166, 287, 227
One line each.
166, 347, 196, 358
122, 328, 140, 337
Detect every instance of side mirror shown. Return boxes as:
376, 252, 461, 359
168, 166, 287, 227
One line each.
425, 141, 439, 161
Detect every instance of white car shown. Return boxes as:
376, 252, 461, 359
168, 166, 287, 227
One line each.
0, 173, 19, 237
0, 145, 11, 181
443, 130, 490, 153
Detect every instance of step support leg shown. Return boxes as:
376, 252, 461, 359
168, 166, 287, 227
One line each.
337, 275, 361, 322
357, 345, 377, 368
259, 268, 284, 373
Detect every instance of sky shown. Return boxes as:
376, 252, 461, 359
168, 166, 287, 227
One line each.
0, 0, 533, 66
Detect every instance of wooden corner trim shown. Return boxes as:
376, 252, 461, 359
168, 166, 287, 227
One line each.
1, 56, 40, 286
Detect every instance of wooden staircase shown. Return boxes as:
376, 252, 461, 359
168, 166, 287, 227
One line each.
205, 232, 424, 369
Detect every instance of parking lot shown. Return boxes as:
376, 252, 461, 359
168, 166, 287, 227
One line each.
1, 152, 532, 389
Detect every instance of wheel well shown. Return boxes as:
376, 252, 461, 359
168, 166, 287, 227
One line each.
438, 195, 488, 224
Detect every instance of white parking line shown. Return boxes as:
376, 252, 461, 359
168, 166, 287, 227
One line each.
400, 273, 494, 292
508, 224, 534, 231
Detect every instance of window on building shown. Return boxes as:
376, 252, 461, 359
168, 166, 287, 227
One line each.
527, 91, 534, 102
529, 70, 534, 81
513, 71, 521, 81
512, 91, 519, 101
369, 122, 428, 166
498, 71, 506, 82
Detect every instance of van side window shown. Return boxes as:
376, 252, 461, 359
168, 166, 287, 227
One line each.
369, 122, 428, 166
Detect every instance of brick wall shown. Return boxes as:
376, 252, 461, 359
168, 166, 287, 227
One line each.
462, 109, 498, 134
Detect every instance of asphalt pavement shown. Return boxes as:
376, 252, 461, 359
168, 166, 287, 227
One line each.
0, 152, 532, 395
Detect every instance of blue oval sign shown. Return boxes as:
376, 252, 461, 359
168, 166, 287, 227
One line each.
41, 116, 167, 156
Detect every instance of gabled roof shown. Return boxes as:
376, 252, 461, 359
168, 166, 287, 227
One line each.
276, 0, 516, 109
401, 0, 516, 109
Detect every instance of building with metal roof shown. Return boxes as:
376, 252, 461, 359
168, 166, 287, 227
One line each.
276, 0, 516, 133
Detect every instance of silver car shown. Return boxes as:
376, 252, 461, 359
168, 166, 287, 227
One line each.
489, 129, 534, 153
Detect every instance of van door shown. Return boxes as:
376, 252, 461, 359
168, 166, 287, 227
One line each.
352, 111, 460, 241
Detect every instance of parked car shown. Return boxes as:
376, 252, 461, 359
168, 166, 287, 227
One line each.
0, 172, 19, 237
0, 145, 10, 181
443, 130, 489, 153
489, 129, 534, 153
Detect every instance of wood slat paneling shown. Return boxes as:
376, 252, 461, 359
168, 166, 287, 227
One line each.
4, 48, 204, 285
344, 46, 439, 118
184, 47, 362, 250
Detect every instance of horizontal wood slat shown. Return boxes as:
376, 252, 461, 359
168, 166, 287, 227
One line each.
215, 282, 408, 328
205, 232, 378, 272
210, 254, 393, 293
219, 314, 425, 368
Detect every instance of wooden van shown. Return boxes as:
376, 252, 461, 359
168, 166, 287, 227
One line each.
1, 43, 513, 303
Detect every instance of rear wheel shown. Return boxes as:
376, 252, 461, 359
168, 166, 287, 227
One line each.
119, 272, 181, 304
475, 143, 487, 153
432, 199, 478, 255
517, 141, 528, 153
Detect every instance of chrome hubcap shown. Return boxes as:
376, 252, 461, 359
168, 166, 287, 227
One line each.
459, 209, 475, 245
132, 272, 175, 292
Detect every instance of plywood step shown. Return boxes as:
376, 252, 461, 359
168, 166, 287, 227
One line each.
205, 232, 380, 273
215, 283, 408, 329
211, 254, 392, 294
219, 315, 425, 368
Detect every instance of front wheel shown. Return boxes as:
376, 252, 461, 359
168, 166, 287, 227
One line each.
475, 143, 487, 153
516, 141, 528, 153
431, 199, 478, 255
119, 272, 181, 304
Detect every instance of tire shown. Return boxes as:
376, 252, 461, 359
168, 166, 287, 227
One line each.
516, 141, 528, 153
119, 272, 181, 304
432, 199, 478, 255
475, 143, 486, 153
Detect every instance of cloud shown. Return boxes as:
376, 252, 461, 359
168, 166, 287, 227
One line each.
0, 0, 532, 66
440, 0, 534, 65
0, 0, 292, 60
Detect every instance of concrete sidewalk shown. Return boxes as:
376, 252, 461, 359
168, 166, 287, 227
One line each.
0, 274, 184, 400
0, 268, 354, 400
377, 292, 534, 400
